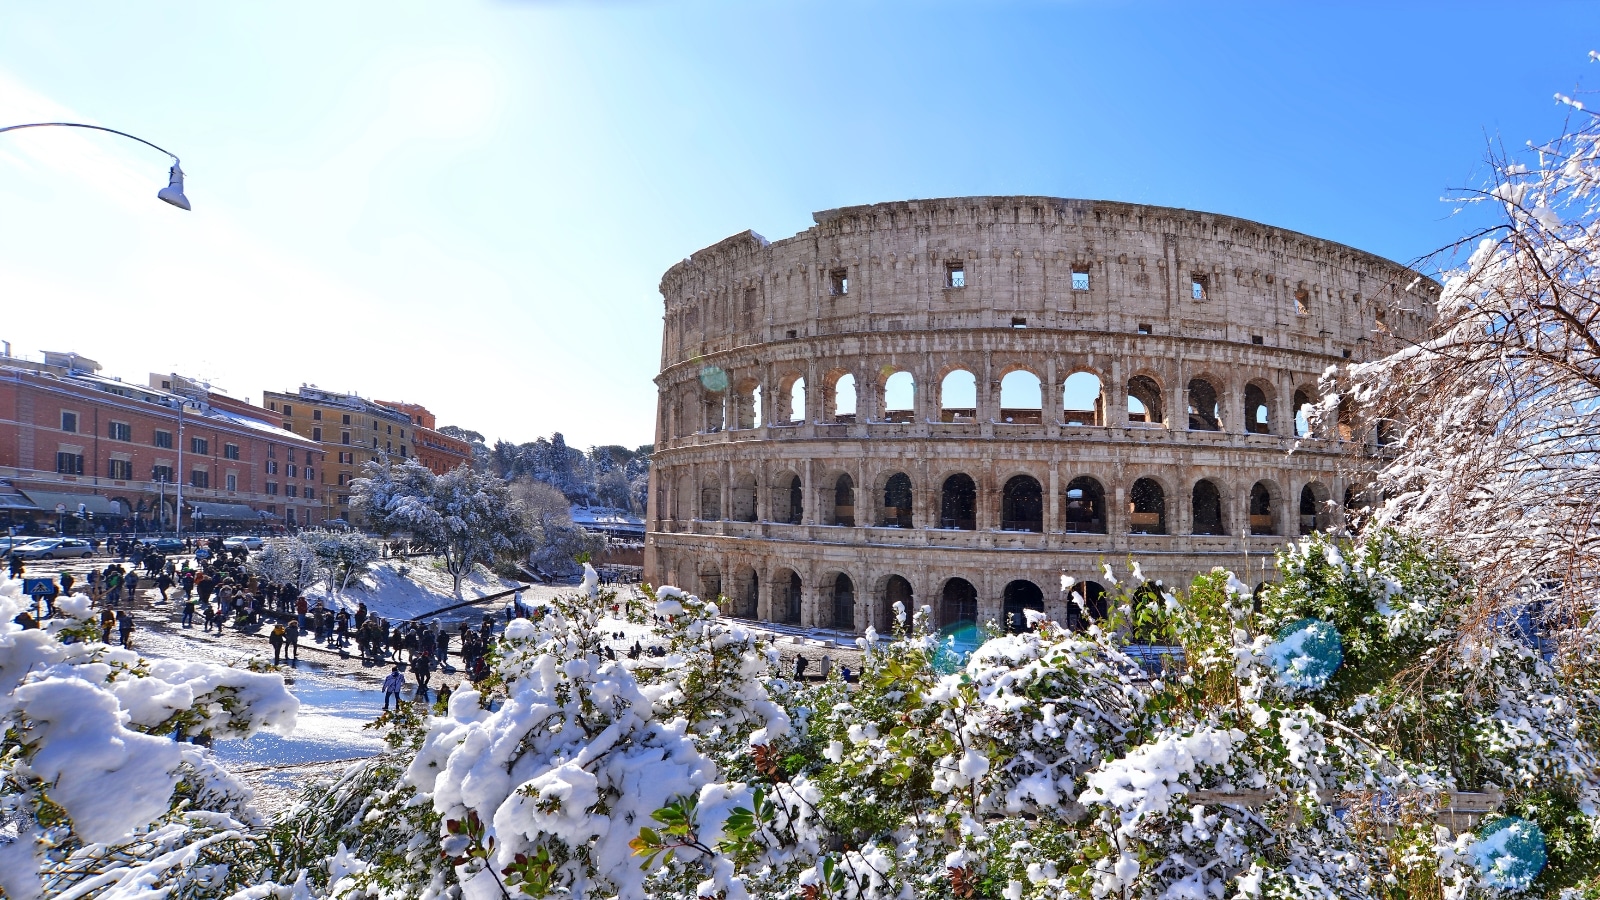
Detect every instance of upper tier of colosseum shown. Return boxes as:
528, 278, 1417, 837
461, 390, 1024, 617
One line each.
658, 196, 1436, 370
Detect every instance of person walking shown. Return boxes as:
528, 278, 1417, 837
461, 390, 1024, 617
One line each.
156, 570, 173, 602
116, 610, 135, 648
181, 593, 196, 628
382, 666, 405, 711
269, 623, 286, 665
285, 618, 300, 662
411, 652, 433, 704
99, 607, 116, 644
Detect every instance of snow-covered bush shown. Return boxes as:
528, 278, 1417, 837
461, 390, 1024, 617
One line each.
0, 576, 298, 899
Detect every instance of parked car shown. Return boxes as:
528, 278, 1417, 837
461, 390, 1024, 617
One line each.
140, 537, 186, 553
16, 538, 95, 560
223, 536, 263, 550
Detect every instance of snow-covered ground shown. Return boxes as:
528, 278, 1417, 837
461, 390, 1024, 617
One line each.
297, 557, 524, 622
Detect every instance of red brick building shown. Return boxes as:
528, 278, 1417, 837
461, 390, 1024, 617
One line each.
0, 352, 325, 533
376, 401, 474, 475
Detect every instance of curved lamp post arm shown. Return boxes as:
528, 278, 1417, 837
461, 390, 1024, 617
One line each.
0, 121, 190, 209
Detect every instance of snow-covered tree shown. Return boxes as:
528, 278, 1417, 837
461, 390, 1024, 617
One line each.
0, 577, 298, 899
511, 476, 605, 576
296, 528, 380, 595
353, 457, 533, 596
1323, 59, 1600, 641
245, 537, 318, 591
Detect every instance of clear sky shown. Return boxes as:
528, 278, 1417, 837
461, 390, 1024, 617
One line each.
1, 2, 1594, 450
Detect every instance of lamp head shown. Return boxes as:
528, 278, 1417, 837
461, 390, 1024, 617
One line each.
157, 161, 190, 210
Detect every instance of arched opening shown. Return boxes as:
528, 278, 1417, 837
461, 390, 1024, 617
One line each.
1067, 580, 1108, 631
1249, 481, 1275, 535
1000, 475, 1043, 532
882, 575, 914, 633
830, 573, 855, 631
1129, 478, 1166, 534
940, 370, 977, 423
1187, 378, 1221, 431
703, 390, 726, 433
699, 563, 721, 602
733, 380, 762, 430
832, 474, 855, 526
1127, 375, 1163, 426
1063, 476, 1107, 534
733, 567, 758, 618
1002, 580, 1045, 633
1293, 389, 1314, 438
788, 377, 807, 424
1375, 419, 1400, 447
772, 474, 803, 524
1062, 371, 1105, 426
999, 370, 1042, 424
1299, 482, 1330, 534
883, 370, 916, 423
1192, 479, 1225, 535
940, 577, 978, 628
940, 473, 977, 530
775, 569, 803, 624
699, 476, 722, 520
730, 473, 758, 522
829, 373, 857, 424
1337, 398, 1356, 443
1244, 383, 1270, 434
673, 472, 694, 521
881, 472, 913, 528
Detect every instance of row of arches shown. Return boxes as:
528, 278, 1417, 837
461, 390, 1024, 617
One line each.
675, 468, 1341, 537
693, 563, 1124, 637
677, 365, 1363, 439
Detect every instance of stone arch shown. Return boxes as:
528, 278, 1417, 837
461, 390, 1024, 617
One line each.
701, 383, 727, 434
698, 561, 722, 601
1062, 369, 1106, 426
878, 470, 914, 527
823, 368, 858, 423
776, 373, 806, 424
1129, 476, 1167, 534
1249, 480, 1282, 535
673, 471, 694, 520
772, 567, 803, 624
940, 576, 979, 627
1187, 376, 1222, 431
771, 471, 803, 524
877, 573, 915, 633
823, 571, 856, 631
731, 566, 758, 618
830, 472, 856, 526
1192, 478, 1226, 535
699, 474, 722, 520
1066, 579, 1108, 630
1000, 474, 1043, 532
730, 472, 758, 522
939, 472, 977, 530
881, 369, 916, 423
1293, 386, 1317, 438
1002, 579, 1045, 633
998, 368, 1043, 424
731, 378, 762, 430
1063, 475, 1108, 534
1243, 380, 1272, 435
1299, 481, 1332, 534
1127, 373, 1164, 426
939, 369, 978, 423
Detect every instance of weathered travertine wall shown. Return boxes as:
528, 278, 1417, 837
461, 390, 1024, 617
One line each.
645, 197, 1435, 633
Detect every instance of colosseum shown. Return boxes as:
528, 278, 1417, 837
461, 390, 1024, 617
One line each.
644, 196, 1435, 635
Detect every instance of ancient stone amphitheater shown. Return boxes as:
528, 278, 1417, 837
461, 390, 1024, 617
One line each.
645, 197, 1434, 635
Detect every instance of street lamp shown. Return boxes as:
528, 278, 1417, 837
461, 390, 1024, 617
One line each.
0, 121, 190, 209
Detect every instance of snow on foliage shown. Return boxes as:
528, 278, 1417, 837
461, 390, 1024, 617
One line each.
0, 576, 298, 899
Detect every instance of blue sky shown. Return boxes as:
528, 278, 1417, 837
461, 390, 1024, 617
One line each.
0, 2, 1594, 449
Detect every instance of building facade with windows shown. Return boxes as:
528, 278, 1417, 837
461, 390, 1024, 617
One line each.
261, 386, 415, 524
645, 197, 1436, 635
375, 401, 473, 474
0, 352, 325, 532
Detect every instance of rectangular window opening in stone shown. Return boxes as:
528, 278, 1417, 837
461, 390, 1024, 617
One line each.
1342, 348, 1352, 359
1011, 317, 1027, 328
1295, 287, 1310, 315
1137, 323, 1153, 334
1071, 268, 1090, 291
946, 262, 965, 288
829, 269, 849, 295
786, 329, 798, 340
1191, 274, 1209, 300
1252, 334, 1264, 345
